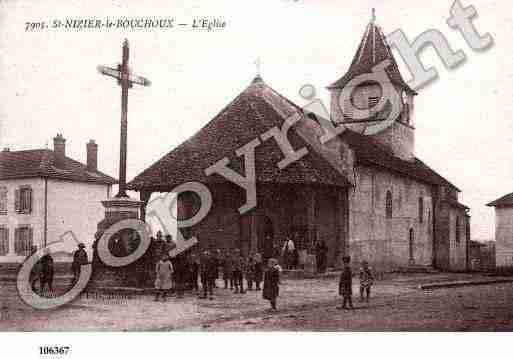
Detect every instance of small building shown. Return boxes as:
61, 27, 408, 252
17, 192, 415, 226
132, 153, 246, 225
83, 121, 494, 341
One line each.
487, 193, 513, 267
0, 134, 116, 262
127, 16, 470, 272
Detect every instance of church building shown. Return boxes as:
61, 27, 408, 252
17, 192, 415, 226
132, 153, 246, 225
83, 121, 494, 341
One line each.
128, 16, 470, 271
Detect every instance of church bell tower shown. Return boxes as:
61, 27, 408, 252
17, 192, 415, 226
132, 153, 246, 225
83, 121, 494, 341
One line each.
327, 10, 417, 162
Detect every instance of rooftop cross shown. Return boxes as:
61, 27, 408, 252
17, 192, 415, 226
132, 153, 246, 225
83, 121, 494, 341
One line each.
254, 57, 261, 77
97, 39, 151, 198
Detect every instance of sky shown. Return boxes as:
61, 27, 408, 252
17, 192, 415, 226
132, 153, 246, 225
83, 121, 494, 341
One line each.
0, 0, 511, 241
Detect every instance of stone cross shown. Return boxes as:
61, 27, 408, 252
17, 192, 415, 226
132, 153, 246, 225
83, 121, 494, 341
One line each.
97, 39, 151, 198
254, 57, 261, 76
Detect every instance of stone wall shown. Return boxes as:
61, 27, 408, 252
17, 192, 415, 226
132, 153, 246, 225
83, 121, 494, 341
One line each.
347, 165, 433, 271
495, 206, 513, 267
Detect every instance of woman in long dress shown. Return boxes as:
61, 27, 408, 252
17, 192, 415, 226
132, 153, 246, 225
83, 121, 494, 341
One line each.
154, 254, 174, 301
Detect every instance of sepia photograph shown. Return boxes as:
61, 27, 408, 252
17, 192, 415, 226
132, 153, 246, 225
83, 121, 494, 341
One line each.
0, 0, 512, 356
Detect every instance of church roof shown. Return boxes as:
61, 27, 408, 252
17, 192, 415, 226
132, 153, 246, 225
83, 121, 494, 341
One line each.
127, 76, 352, 191
487, 192, 513, 207
327, 16, 416, 94
128, 76, 458, 193
0, 148, 117, 185
338, 130, 459, 191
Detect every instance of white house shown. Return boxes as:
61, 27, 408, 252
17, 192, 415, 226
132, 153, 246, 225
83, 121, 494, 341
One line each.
0, 134, 116, 263
487, 193, 513, 267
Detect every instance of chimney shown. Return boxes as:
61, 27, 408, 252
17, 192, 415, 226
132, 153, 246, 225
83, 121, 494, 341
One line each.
86, 139, 98, 172
53, 133, 66, 167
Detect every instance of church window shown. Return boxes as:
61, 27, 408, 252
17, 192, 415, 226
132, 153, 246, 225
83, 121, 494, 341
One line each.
418, 197, 424, 223
456, 216, 461, 244
409, 228, 415, 264
386, 191, 393, 218
0, 186, 7, 215
14, 225, 33, 256
0, 227, 8, 255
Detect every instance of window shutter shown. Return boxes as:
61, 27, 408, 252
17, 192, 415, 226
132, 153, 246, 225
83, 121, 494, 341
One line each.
27, 187, 32, 213
6, 228, 9, 254
28, 227, 34, 252
14, 228, 19, 254
15, 188, 20, 212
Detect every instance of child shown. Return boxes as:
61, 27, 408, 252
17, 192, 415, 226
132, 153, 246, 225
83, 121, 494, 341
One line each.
232, 250, 245, 294
263, 258, 280, 311
221, 250, 234, 290
338, 255, 354, 310
253, 253, 264, 290
246, 255, 255, 290
359, 260, 374, 302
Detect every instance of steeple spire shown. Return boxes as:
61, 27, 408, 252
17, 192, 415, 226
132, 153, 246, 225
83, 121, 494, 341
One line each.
371, 8, 376, 24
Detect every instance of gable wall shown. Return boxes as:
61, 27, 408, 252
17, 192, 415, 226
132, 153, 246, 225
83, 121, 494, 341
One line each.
348, 164, 433, 271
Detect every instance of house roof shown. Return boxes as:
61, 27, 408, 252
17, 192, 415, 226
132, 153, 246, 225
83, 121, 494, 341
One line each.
127, 76, 352, 191
128, 76, 459, 193
487, 192, 513, 207
327, 19, 416, 94
0, 148, 117, 185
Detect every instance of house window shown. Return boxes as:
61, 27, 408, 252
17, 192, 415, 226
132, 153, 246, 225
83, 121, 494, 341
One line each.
386, 191, 393, 218
456, 216, 461, 244
15, 186, 32, 214
418, 197, 424, 223
0, 186, 7, 215
14, 226, 33, 256
0, 227, 8, 255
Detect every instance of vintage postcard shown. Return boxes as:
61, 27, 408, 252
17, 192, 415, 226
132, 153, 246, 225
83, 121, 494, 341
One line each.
0, 0, 511, 356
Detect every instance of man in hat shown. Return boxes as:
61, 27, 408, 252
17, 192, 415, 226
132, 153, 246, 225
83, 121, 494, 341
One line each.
72, 243, 88, 284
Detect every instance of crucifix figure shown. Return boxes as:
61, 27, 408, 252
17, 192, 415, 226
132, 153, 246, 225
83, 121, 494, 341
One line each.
97, 39, 151, 198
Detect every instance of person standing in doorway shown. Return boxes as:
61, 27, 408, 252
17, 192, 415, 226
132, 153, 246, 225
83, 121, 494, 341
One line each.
315, 240, 328, 273
253, 253, 264, 291
338, 256, 354, 310
263, 258, 280, 311
282, 237, 295, 269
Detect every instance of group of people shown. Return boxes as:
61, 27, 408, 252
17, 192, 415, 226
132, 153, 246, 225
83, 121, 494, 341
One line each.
154, 248, 282, 310
27, 242, 89, 295
338, 256, 374, 310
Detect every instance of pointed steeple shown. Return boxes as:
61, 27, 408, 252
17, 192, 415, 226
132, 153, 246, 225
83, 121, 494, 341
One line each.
327, 11, 415, 94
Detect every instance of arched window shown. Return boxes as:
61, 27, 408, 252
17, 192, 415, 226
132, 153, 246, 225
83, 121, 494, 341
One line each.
456, 216, 461, 244
409, 228, 415, 264
386, 191, 393, 218
418, 197, 424, 223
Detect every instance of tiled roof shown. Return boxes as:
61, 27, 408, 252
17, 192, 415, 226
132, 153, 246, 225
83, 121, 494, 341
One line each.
339, 130, 460, 191
487, 192, 513, 207
128, 76, 459, 193
0, 149, 117, 185
127, 77, 352, 191
327, 20, 416, 94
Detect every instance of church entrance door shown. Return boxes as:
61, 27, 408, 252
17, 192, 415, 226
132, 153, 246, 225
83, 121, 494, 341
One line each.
257, 216, 274, 261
